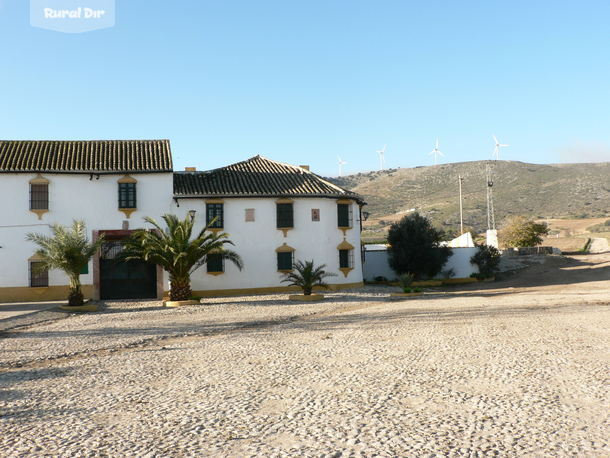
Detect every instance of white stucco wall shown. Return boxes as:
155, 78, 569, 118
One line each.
362, 246, 479, 282
169, 197, 363, 291
362, 249, 397, 282
439, 247, 479, 278
0, 176, 363, 297
0, 172, 173, 290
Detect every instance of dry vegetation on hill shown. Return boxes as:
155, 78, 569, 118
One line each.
329, 160, 610, 238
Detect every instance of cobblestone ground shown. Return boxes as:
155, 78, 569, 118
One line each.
0, 285, 608, 456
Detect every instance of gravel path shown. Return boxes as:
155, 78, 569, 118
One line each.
0, 282, 608, 456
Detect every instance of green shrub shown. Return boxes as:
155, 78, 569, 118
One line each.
587, 219, 610, 233
499, 216, 549, 248
398, 273, 414, 291
470, 245, 501, 279
388, 213, 452, 280
281, 260, 336, 295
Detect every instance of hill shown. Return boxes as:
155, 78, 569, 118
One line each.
328, 160, 610, 237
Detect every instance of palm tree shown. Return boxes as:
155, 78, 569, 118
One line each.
120, 214, 243, 301
281, 260, 336, 295
26, 220, 104, 306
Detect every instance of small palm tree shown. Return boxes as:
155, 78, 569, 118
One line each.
281, 260, 337, 295
120, 214, 243, 301
26, 221, 104, 306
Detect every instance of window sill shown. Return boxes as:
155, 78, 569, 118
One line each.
339, 267, 354, 278
277, 227, 293, 237
338, 226, 353, 235
278, 269, 293, 273
119, 208, 137, 218
207, 227, 224, 233
30, 209, 48, 220
207, 271, 224, 276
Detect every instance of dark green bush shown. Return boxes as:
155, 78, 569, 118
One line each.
470, 245, 501, 279
388, 213, 452, 280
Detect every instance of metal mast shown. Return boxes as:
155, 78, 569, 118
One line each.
458, 175, 464, 234
486, 162, 495, 230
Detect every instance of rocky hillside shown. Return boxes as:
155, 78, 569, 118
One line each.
328, 160, 610, 235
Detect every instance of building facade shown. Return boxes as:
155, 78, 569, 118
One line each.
0, 142, 364, 302
0, 140, 174, 302
171, 156, 365, 296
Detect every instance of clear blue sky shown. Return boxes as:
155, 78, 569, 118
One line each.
1, 0, 609, 176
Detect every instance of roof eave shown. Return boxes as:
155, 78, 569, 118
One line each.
172, 193, 365, 203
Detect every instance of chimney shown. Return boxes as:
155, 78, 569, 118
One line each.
184, 167, 197, 172
299, 165, 310, 171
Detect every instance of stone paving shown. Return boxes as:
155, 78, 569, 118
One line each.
0, 286, 608, 456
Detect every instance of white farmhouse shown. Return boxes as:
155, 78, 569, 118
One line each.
171, 155, 365, 297
0, 141, 365, 302
0, 140, 174, 302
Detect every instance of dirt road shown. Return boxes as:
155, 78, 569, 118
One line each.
0, 254, 608, 456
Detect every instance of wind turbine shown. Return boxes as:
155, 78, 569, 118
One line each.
429, 138, 445, 165
337, 156, 347, 176
492, 134, 509, 160
376, 144, 386, 170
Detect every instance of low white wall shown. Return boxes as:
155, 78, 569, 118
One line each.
363, 250, 397, 282
363, 246, 479, 281
438, 247, 479, 279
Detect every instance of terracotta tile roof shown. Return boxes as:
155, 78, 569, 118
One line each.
173, 155, 364, 203
0, 140, 173, 173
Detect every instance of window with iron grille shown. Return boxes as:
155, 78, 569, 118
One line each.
206, 203, 224, 228
277, 251, 293, 271
339, 249, 354, 269
29, 261, 48, 287
337, 203, 353, 228
101, 241, 124, 260
207, 253, 224, 273
276, 203, 294, 228
30, 183, 49, 210
118, 182, 136, 209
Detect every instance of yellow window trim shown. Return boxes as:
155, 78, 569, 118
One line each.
118, 175, 137, 218
339, 267, 353, 278
337, 200, 353, 234
207, 271, 224, 276
276, 200, 294, 236
119, 208, 137, 219
29, 173, 49, 185
275, 243, 295, 253
30, 209, 48, 220
277, 227, 292, 237
117, 175, 137, 184
29, 174, 49, 220
277, 244, 294, 272
337, 240, 354, 250
205, 199, 224, 204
